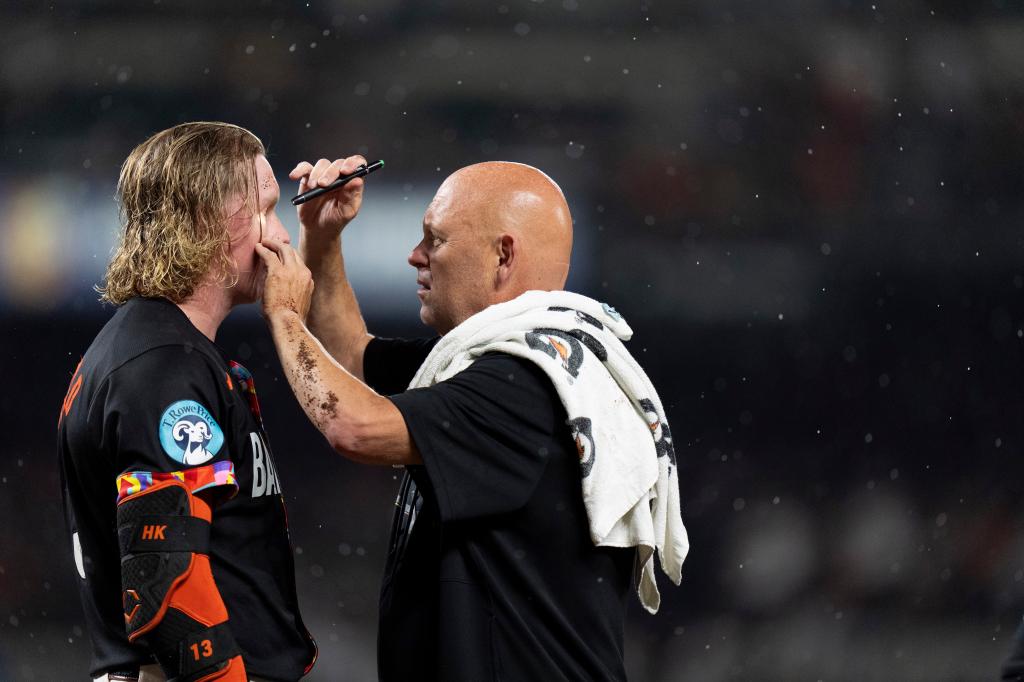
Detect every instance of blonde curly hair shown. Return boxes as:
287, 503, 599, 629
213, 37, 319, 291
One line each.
98, 121, 265, 305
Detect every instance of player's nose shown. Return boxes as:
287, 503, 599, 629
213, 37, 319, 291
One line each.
269, 213, 291, 245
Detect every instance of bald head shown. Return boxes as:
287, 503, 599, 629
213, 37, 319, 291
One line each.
410, 161, 574, 334
433, 161, 573, 290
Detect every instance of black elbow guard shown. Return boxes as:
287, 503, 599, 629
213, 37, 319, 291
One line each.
117, 479, 246, 682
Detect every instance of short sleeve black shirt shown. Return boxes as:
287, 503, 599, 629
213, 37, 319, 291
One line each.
57, 297, 316, 680
364, 337, 634, 682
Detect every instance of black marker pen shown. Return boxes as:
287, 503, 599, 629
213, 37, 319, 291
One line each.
291, 159, 384, 206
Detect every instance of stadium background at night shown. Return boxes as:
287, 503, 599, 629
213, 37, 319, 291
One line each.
3, 2, 1024, 679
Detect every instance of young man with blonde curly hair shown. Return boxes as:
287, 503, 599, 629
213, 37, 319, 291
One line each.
57, 122, 320, 682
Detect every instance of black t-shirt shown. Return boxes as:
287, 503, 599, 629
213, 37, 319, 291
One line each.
57, 297, 316, 680
365, 337, 634, 682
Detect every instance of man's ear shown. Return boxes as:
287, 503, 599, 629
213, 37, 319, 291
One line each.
495, 234, 516, 288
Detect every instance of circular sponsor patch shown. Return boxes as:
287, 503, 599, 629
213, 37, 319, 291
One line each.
158, 400, 224, 465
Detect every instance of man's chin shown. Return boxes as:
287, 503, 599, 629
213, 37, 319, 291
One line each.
231, 286, 260, 308
419, 306, 445, 334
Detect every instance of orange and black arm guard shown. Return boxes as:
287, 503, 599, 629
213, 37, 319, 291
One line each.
117, 479, 246, 682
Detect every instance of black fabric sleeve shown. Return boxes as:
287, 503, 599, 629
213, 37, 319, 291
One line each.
363, 336, 440, 395
97, 345, 235, 477
388, 353, 564, 523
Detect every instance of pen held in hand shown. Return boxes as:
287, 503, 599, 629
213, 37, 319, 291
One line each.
291, 159, 385, 206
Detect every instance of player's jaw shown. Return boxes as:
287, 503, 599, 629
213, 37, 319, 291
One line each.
240, 216, 288, 306
248, 259, 269, 305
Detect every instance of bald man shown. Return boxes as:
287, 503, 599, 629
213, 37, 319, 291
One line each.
257, 158, 662, 681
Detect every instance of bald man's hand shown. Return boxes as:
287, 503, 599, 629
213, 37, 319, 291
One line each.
290, 155, 367, 239
255, 238, 314, 322
294, 155, 373, 380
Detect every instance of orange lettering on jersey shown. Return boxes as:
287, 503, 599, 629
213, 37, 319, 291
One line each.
58, 359, 84, 425
123, 589, 142, 623
190, 639, 215, 660
141, 524, 167, 541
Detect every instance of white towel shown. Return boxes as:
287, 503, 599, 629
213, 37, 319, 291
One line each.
408, 290, 689, 613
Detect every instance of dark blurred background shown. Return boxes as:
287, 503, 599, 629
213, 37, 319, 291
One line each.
3, 1, 1024, 680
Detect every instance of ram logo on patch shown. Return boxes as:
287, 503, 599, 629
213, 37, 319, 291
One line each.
158, 400, 224, 465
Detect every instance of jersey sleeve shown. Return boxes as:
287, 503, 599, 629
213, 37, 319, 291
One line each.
363, 336, 440, 395
98, 345, 239, 502
388, 353, 564, 523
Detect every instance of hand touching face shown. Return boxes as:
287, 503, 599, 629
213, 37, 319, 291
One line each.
225, 154, 291, 305
254, 238, 314, 322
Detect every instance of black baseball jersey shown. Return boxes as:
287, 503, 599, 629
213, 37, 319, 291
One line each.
57, 297, 316, 680
364, 337, 634, 682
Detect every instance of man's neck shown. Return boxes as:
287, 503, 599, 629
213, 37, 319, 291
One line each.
177, 284, 232, 342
